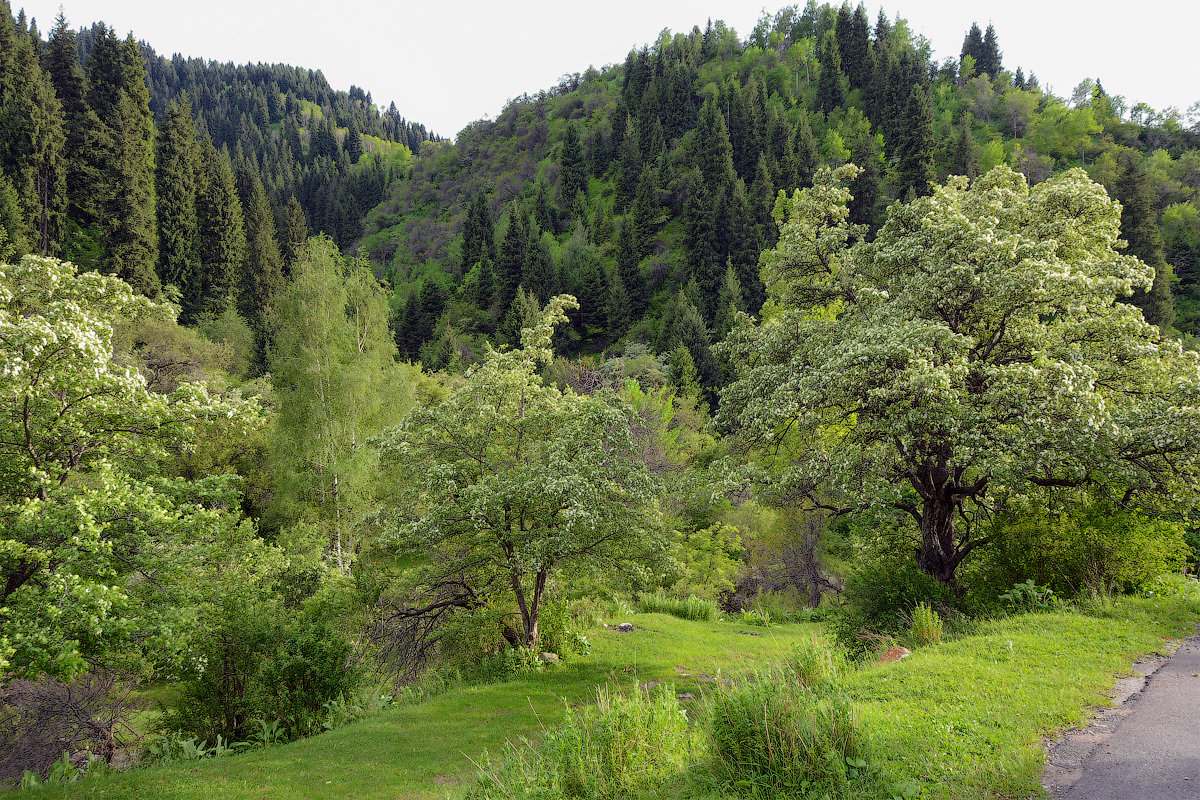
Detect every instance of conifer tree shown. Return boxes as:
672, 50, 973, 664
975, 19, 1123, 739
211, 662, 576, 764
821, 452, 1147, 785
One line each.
615, 216, 647, 316
685, 180, 722, 318
196, 138, 245, 315
726, 178, 763, 313
694, 97, 735, 193
979, 24, 1002, 78
0, 32, 66, 255
816, 30, 846, 114
155, 93, 202, 320
522, 232, 559, 304
713, 263, 745, 339
498, 285, 541, 347
949, 113, 980, 181
240, 176, 285, 368
605, 267, 632, 338
473, 255, 495, 310
280, 195, 309, 269
632, 163, 659, 259
559, 123, 585, 208
1113, 149, 1175, 329
960, 23, 984, 77
848, 132, 882, 229
496, 206, 528, 311
895, 84, 936, 198
793, 113, 820, 188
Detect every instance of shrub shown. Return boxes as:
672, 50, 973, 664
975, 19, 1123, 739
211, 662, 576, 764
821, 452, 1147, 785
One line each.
162, 602, 359, 742
908, 602, 943, 646
785, 637, 846, 690
969, 501, 1190, 601
636, 592, 720, 622
704, 667, 870, 798
828, 556, 957, 654
469, 686, 697, 799
998, 579, 1060, 613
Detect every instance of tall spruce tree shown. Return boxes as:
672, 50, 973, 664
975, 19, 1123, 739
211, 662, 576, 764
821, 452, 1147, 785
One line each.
240, 175, 285, 369
558, 123, 586, 208
0, 31, 66, 255
155, 93, 202, 320
496, 206, 528, 311
195, 138, 245, 315
1112, 149, 1175, 329
614, 216, 647, 316
816, 30, 846, 114
895, 84, 936, 198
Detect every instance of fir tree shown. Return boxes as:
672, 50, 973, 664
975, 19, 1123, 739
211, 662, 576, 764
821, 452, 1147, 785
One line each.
240, 175, 285, 369
694, 97, 735, 194
979, 24, 1002, 78
558, 122, 585, 208
816, 30, 846, 114
196, 138, 245, 315
949, 113, 980, 181
726, 178, 763, 313
280, 194, 309, 269
605, 267, 632, 337
793, 113, 820, 188
1113, 149, 1175, 329
522, 232, 559, 304
848, 133, 882, 230
0, 31, 66, 255
895, 84, 935, 199
496, 206, 528, 310
614, 216, 647, 316
498, 285, 540, 347
155, 93, 202, 320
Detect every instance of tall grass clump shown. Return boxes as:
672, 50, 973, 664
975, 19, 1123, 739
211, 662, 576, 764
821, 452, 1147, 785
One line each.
636, 592, 720, 622
469, 685, 698, 799
704, 638, 875, 798
908, 601, 943, 645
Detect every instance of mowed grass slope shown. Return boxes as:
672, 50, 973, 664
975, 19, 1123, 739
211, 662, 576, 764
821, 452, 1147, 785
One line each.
33, 615, 818, 800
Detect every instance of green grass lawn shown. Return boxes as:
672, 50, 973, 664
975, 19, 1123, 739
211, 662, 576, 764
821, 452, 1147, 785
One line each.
34, 615, 818, 800
23, 596, 1200, 800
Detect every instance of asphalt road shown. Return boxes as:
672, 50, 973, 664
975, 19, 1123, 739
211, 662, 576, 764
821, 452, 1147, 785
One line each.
1043, 627, 1200, 800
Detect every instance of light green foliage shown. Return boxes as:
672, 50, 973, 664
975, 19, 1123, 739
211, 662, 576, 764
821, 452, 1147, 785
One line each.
380, 296, 670, 648
705, 658, 870, 797
270, 236, 412, 571
470, 685, 700, 800
636, 592, 720, 622
0, 255, 262, 679
908, 602, 943, 645
721, 164, 1200, 585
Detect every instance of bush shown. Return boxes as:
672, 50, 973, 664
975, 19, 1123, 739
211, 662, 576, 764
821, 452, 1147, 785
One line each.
704, 660, 871, 798
968, 501, 1190, 601
828, 556, 957, 654
636, 592, 720, 622
162, 601, 359, 742
469, 686, 697, 799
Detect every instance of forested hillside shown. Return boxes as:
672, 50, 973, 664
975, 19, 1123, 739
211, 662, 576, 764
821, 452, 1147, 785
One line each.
369, 4, 1200, 379
0, 1, 435, 366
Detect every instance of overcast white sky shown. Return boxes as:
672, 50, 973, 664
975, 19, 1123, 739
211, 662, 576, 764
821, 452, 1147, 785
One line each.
17, 0, 1200, 138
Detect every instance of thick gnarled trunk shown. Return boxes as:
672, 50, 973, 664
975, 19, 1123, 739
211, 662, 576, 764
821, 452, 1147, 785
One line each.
915, 497, 960, 585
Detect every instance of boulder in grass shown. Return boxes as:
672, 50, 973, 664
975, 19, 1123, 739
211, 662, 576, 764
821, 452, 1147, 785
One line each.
878, 645, 911, 664
539, 652, 559, 664
617, 622, 634, 633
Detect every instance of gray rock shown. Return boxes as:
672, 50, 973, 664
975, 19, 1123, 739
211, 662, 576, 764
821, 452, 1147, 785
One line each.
539, 652, 559, 664
617, 622, 634, 633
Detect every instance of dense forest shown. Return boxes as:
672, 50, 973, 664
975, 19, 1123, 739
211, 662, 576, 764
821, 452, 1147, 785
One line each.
3, 1, 1200, 793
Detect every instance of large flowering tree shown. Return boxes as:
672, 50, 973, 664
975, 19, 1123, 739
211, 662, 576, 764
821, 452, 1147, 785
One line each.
0, 256, 261, 679
720, 165, 1200, 586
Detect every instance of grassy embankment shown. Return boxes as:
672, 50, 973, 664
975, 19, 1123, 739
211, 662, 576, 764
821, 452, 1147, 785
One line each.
24, 595, 1200, 800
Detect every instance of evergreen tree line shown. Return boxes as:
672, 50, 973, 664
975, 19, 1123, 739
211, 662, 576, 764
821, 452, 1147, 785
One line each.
0, 3, 436, 370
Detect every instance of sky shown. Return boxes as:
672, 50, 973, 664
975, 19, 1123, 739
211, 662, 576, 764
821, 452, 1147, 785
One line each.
15, 0, 1200, 139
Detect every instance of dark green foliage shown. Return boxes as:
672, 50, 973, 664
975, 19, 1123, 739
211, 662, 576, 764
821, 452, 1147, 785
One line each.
614, 217, 646, 316
155, 94, 201, 320
793, 113, 820, 188
558, 123, 585, 208
195, 138, 245, 315
828, 554, 958, 654
522, 233, 559, 304
279, 195, 309, 269
461, 191, 496, 273
725, 178, 762, 313
239, 174, 285, 367
631, 164, 660, 260
848, 133, 882, 229
498, 285, 540, 347
815, 30, 845, 115
164, 601, 359, 742
694, 98, 734, 193
895, 83, 936, 198
496, 206, 528, 310
948, 112, 981, 181
605, 267, 632, 337
0, 30, 66, 256
685, 181, 722, 317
